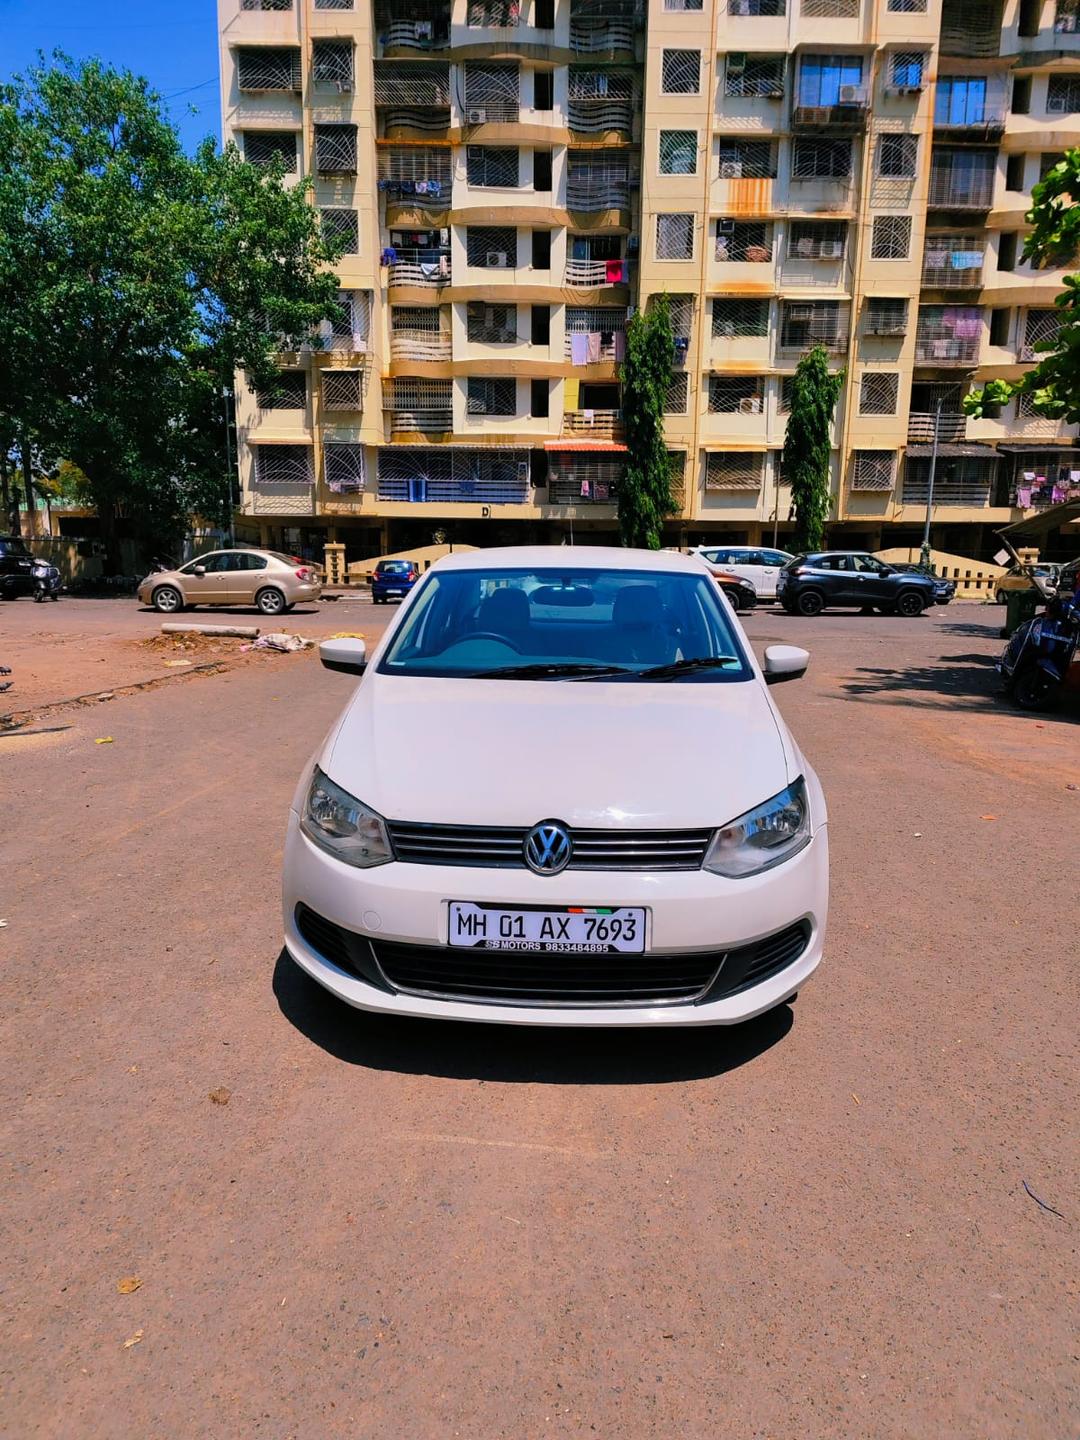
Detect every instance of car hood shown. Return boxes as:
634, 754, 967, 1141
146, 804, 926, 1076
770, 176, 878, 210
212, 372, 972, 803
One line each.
323, 675, 794, 829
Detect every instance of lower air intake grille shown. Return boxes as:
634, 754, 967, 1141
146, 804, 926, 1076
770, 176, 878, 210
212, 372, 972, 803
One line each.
701, 921, 810, 1001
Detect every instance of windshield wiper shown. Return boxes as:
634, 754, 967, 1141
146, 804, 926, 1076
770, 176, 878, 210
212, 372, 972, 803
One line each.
635, 656, 741, 682
473, 662, 632, 680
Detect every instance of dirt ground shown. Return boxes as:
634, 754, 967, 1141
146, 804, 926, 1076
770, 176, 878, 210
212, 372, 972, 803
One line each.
0, 598, 1076, 1439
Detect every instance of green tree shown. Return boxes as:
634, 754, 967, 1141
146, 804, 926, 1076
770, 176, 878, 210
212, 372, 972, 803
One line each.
0, 56, 343, 567
618, 294, 676, 549
781, 346, 844, 554
966, 148, 1080, 423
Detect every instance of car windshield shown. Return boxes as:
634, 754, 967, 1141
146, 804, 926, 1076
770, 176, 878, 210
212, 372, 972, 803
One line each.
377, 566, 753, 681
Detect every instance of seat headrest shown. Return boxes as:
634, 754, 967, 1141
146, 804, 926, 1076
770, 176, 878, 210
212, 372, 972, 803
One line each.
612, 584, 661, 627
478, 586, 530, 629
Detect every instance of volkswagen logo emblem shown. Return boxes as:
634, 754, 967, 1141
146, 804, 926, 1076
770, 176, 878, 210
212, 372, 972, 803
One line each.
524, 821, 573, 876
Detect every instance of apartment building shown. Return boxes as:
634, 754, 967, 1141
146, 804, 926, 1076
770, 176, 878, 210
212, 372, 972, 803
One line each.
219, 0, 1080, 565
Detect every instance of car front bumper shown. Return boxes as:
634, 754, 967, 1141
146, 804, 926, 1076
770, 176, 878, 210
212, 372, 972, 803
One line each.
282, 811, 828, 1027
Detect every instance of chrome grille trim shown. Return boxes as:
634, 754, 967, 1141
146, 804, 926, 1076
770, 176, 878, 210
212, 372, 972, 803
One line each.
386, 821, 714, 870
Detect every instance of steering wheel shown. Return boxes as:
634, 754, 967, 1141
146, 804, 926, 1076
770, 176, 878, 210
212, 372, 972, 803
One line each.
457, 631, 524, 653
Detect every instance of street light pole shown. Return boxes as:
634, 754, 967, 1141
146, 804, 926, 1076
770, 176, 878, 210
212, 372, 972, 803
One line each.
919, 395, 943, 569
221, 386, 237, 549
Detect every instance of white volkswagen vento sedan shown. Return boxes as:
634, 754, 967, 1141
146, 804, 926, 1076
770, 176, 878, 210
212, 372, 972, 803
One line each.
283, 547, 828, 1027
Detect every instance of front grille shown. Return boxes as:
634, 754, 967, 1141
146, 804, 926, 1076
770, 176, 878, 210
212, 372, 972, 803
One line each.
386, 821, 714, 871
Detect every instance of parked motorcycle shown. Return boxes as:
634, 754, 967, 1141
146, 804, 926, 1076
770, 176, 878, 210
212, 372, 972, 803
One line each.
31, 557, 62, 602
998, 589, 1080, 710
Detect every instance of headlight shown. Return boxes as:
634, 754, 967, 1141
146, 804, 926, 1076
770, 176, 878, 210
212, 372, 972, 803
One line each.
703, 778, 811, 879
300, 767, 393, 868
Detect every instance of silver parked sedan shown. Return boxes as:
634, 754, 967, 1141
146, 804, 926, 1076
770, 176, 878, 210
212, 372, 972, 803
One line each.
138, 549, 322, 617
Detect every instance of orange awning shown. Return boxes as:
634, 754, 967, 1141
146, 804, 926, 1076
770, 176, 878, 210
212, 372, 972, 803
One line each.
544, 440, 627, 452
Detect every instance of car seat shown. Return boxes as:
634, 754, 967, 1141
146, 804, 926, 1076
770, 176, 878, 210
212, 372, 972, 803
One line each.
611, 584, 675, 665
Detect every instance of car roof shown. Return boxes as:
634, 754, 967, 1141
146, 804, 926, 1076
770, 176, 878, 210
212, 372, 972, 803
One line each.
429, 545, 708, 574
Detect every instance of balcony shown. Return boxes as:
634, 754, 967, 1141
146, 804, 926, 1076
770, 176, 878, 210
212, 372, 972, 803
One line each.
569, 17, 636, 54
567, 69, 635, 136
914, 307, 982, 365
386, 248, 451, 288
564, 309, 628, 362
932, 76, 1008, 141
377, 147, 451, 210
921, 236, 986, 289
566, 157, 631, 212
373, 61, 451, 134
389, 307, 452, 362
377, 448, 530, 503
562, 409, 624, 440
373, 0, 451, 53
927, 168, 994, 211
907, 412, 968, 443
564, 258, 629, 288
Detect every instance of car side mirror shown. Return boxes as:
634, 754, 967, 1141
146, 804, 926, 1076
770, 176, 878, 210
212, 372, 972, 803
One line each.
192, 564, 206, 577
763, 645, 809, 685
320, 637, 367, 675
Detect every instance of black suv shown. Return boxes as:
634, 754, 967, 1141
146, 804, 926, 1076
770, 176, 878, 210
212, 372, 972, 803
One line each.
0, 535, 35, 599
777, 552, 939, 617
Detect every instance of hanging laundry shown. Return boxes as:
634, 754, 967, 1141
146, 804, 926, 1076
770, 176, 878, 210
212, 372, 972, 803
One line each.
1017, 486, 1032, 507
1052, 482, 1066, 503
605, 258, 625, 283
613, 331, 626, 361
438, 255, 450, 277
595, 480, 610, 500
580, 479, 591, 497
953, 312, 981, 338
570, 332, 590, 366
380, 246, 397, 265
924, 250, 947, 268
950, 251, 983, 269
586, 332, 602, 363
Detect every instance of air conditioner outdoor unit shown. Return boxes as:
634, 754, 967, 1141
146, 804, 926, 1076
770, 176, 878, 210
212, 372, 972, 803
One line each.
838, 85, 862, 104
487, 250, 509, 266
819, 241, 843, 258
728, 52, 747, 73
718, 218, 736, 234
467, 107, 487, 124
335, 80, 353, 94
720, 162, 743, 179
738, 396, 762, 413
1047, 96, 1067, 113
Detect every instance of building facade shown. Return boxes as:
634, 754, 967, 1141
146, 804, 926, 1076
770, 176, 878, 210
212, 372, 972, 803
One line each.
219, 0, 1080, 565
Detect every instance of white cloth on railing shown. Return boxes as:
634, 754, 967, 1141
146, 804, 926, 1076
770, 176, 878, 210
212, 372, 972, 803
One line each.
570, 333, 589, 366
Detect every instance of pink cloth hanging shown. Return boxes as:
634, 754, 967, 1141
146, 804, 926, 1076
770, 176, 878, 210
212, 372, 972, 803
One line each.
605, 259, 625, 283
1017, 486, 1032, 508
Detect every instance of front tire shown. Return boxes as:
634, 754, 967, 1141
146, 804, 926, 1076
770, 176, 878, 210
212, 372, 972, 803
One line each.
255, 587, 286, 617
796, 589, 825, 617
894, 589, 926, 618
1014, 664, 1059, 711
152, 585, 183, 614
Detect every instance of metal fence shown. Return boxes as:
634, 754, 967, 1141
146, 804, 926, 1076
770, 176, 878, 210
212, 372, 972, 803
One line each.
377, 448, 529, 503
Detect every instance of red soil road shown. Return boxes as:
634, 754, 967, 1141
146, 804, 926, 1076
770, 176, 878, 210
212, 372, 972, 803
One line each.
0, 604, 1076, 1439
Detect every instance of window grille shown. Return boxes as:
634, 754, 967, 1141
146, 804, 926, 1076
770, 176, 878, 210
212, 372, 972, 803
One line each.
387, 378, 454, 432
377, 146, 452, 208
315, 0, 354, 8
327, 290, 371, 350
467, 0, 521, 25
466, 226, 518, 267
871, 215, 911, 259
888, 52, 926, 88
241, 0, 292, 11
567, 152, 631, 209
859, 372, 899, 414
780, 300, 847, 351
243, 131, 297, 172
390, 306, 451, 361
373, 62, 451, 106
467, 377, 517, 415
865, 297, 908, 334
779, 376, 795, 412
1016, 391, 1041, 417
568, 68, 635, 133
313, 41, 354, 91
466, 146, 519, 187
254, 446, 313, 485
661, 50, 701, 95
548, 455, 624, 504
656, 214, 694, 260
667, 0, 704, 8
717, 139, 778, 179
921, 233, 984, 287
928, 148, 995, 208
914, 305, 983, 363
659, 131, 698, 175
322, 371, 364, 411
467, 301, 518, 342
1040, 152, 1062, 181
888, 0, 926, 7
708, 376, 765, 413
877, 134, 917, 179
324, 444, 365, 493
725, 55, 785, 98
464, 63, 520, 123
712, 299, 769, 338
377, 448, 529, 503
255, 371, 307, 409
666, 295, 694, 341
715, 220, 773, 262
801, 0, 859, 15
569, 10, 636, 54
726, 0, 786, 11
705, 452, 765, 490
851, 451, 895, 490
236, 48, 301, 92
665, 373, 689, 413
1058, 0, 1080, 30
564, 307, 629, 361
792, 139, 852, 180
1022, 308, 1062, 359
320, 208, 359, 255
1047, 76, 1080, 113
315, 125, 358, 174
903, 456, 993, 505
787, 221, 847, 259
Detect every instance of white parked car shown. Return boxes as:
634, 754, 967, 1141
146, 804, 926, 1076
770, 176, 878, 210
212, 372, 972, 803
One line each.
283, 547, 828, 1028
691, 545, 795, 599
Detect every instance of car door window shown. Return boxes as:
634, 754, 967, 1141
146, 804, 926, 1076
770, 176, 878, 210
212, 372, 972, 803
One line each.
763, 550, 789, 567
814, 555, 848, 571
852, 555, 887, 574
241, 553, 268, 570
745, 552, 766, 568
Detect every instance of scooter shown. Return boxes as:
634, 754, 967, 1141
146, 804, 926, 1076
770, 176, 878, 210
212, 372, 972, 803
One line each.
998, 588, 1080, 711
31, 557, 62, 601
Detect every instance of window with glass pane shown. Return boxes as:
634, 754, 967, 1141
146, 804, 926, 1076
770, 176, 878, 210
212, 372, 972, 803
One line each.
792, 140, 852, 179
935, 76, 988, 125
659, 131, 698, 175
656, 214, 694, 259
322, 371, 363, 410
890, 52, 925, 87
1048, 76, 1080, 112
859, 373, 899, 414
255, 371, 306, 409
467, 377, 516, 415
243, 132, 297, 171
705, 452, 765, 490
466, 147, 519, 187
320, 208, 359, 255
712, 300, 769, 337
797, 56, 864, 107
877, 134, 918, 179
661, 50, 701, 94
871, 215, 911, 259
725, 55, 785, 98
887, 0, 926, 9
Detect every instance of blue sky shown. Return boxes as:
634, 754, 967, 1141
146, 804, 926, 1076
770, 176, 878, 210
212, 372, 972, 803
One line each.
1, 0, 222, 152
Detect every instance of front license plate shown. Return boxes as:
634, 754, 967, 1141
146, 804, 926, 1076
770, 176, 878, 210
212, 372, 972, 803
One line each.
448, 902, 646, 954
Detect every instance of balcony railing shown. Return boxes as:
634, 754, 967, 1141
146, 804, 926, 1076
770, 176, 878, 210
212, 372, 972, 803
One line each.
921, 239, 985, 288
548, 476, 619, 504
907, 412, 968, 443
564, 258, 629, 287
566, 173, 631, 211
389, 329, 452, 361
386, 405, 453, 434
914, 333, 980, 364
377, 448, 530, 504
386, 249, 451, 287
927, 168, 994, 210
791, 91, 869, 130
564, 333, 625, 362
562, 409, 624, 438
569, 18, 635, 51
377, 18, 451, 50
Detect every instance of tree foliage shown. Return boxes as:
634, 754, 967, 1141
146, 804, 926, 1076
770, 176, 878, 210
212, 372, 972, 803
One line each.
618, 294, 676, 549
965, 148, 1080, 423
781, 346, 843, 554
0, 56, 343, 563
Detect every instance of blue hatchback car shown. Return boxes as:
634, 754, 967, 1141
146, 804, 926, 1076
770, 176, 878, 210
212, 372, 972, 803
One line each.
371, 559, 421, 604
